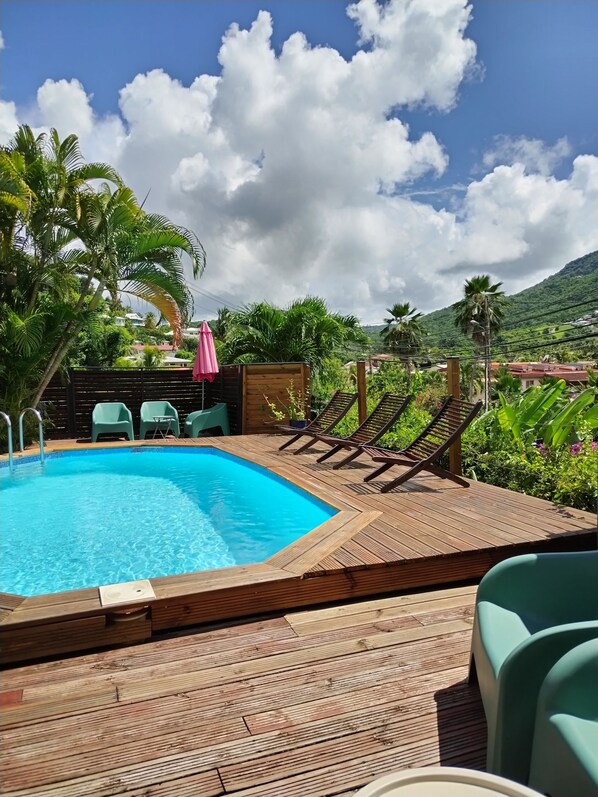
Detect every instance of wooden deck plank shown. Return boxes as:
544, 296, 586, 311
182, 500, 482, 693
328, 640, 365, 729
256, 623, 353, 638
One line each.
0, 585, 484, 797
2, 634, 472, 756
1, 617, 296, 690
117, 619, 472, 703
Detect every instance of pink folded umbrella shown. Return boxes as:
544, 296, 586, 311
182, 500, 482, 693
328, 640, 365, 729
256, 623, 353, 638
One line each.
193, 321, 219, 408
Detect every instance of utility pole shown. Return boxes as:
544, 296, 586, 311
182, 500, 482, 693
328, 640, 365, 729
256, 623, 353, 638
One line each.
484, 294, 491, 412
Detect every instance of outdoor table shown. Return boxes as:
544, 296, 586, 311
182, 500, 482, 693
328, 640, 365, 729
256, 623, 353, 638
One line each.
354, 767, 544, 797
151, 415, 174, 439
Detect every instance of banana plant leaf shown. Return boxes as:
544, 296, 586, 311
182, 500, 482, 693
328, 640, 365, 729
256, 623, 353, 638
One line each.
541, 389, 598, 448
497, 381, 568, 451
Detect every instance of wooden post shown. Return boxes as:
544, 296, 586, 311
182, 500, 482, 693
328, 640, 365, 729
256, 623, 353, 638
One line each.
446, 357, 462, 476
357, 360, 367, 425
241, 365, 247, 435
66, 369, 77, 438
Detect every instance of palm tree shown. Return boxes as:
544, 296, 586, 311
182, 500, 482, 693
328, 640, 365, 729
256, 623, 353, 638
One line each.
140, 346, 165, 368
459, 360, 484, 401
380, 302, 424, 390
492, 365, 522, 400
453, 275, 506, 409
211, 307, 233, 342
32, 183, 206, 404
0, 126, 206, 412
222, 297, 366, 375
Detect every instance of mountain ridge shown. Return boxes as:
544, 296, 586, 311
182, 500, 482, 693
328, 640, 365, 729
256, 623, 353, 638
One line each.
364, 251, 598, 357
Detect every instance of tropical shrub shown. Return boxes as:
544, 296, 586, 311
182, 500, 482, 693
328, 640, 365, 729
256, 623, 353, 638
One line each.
496, 380, 598, 452
462, 403, 598, 511
553, 440, 598, 509
221, 297, 367, 375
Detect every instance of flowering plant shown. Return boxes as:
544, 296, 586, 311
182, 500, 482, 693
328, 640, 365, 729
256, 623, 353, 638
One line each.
264, 381, 306, 422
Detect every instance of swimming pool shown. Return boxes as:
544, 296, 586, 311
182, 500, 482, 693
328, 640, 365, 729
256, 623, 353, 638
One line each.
0, 447, 336, 596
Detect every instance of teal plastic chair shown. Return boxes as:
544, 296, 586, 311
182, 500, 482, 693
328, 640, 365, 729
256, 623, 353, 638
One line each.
469, 550, 598, 785
91, 402, 134, 442
185, 403, 229, 437
529, 639, 598, 797
139, 401, 180, 439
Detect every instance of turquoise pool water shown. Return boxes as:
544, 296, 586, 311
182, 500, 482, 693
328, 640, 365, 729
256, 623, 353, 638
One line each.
0, 447, 336, 596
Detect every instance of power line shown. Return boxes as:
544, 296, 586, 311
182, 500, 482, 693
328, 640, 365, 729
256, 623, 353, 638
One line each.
184, 281, 244, 313
454, 331, 598, 361
362, 319, 598, 360
336, 325, 598, 364
419, 297, 598, 344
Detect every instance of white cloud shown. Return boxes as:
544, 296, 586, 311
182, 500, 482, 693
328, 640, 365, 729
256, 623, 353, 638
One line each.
2, 1, 597, 324
483, 135, 572, 176
0, 100, 19, 144
36, 78, 95, 138
444, 156, 598, 289
0, 30, 5, 49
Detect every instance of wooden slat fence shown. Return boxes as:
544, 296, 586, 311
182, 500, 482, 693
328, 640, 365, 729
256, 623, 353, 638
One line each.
210, 365, 244, 436
41, 364, 310, 439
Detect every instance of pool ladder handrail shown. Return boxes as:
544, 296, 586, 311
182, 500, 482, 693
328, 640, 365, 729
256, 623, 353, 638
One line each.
18, 407, 45, 465
0, 411, 14, 471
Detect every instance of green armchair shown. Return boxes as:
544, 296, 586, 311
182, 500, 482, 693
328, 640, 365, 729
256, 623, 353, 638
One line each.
529, 639, 598, 797
139, 401, 180, 439
91, 402, 134, 442
185, 403, 229, 437
469, 551, 598, 785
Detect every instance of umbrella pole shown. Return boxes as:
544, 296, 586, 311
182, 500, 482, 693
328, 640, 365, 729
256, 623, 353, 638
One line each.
202, 380, 205, 410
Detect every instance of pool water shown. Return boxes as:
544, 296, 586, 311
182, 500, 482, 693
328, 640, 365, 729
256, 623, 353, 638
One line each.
0, 447, 336, 596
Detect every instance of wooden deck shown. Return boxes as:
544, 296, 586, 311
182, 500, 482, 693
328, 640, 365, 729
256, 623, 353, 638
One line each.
0, 583, 486, 796
1, 434, 596, 664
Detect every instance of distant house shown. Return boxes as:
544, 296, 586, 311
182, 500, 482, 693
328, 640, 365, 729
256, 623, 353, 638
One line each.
493, 362, 591, 390
161, 327, 199, 338
123, 344, 191, 368
131, 344, 175, 354
570, 309, 598, 327
162, 355, 192, 367
115, 312, 145, 328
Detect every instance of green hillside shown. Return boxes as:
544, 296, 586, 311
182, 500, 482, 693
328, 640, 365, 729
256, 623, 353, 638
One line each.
365, 251, 598, 359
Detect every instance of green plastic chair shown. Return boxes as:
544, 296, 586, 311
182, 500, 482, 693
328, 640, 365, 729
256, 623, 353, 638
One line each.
529, 639, 598, 797
139, 401, 180, 439
185, 403, 229, 437
91, 402, 134, 442
469, 550, 598, 785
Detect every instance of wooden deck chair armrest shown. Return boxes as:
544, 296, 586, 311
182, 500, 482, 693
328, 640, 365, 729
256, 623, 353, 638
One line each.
322, 436, 355, 449
372, 455, 418, 466
362, 446, 406, 461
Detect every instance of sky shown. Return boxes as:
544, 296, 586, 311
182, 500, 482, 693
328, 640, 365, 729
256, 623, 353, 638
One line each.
1, 0, 597, 323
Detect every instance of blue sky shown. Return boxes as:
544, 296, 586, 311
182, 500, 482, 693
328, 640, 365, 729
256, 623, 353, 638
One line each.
0, 0, 597, 320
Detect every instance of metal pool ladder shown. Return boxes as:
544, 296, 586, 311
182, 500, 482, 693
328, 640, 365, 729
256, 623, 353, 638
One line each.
0, 411, 14, 472
19, 407, 45, 465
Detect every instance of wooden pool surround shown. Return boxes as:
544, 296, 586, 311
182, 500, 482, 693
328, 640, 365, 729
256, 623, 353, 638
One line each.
1, 435, 596, 665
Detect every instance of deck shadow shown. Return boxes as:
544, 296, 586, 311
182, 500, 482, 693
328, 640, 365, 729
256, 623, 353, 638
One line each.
434, 680, 487, 770
346, 480, 438, 495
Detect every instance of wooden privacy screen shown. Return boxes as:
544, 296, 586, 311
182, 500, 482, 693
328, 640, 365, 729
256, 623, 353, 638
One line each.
41, 363, 310, 439
241, 362, 310, 434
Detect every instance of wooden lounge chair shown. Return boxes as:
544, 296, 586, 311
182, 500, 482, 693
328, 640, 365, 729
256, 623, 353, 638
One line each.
362, 396, 482, 491
277, 390, 357, 452
310, 393, 412, 469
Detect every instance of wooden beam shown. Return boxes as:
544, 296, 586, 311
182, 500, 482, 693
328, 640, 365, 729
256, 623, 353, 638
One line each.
446, 357, 462, 476
356, 361, 367, 425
